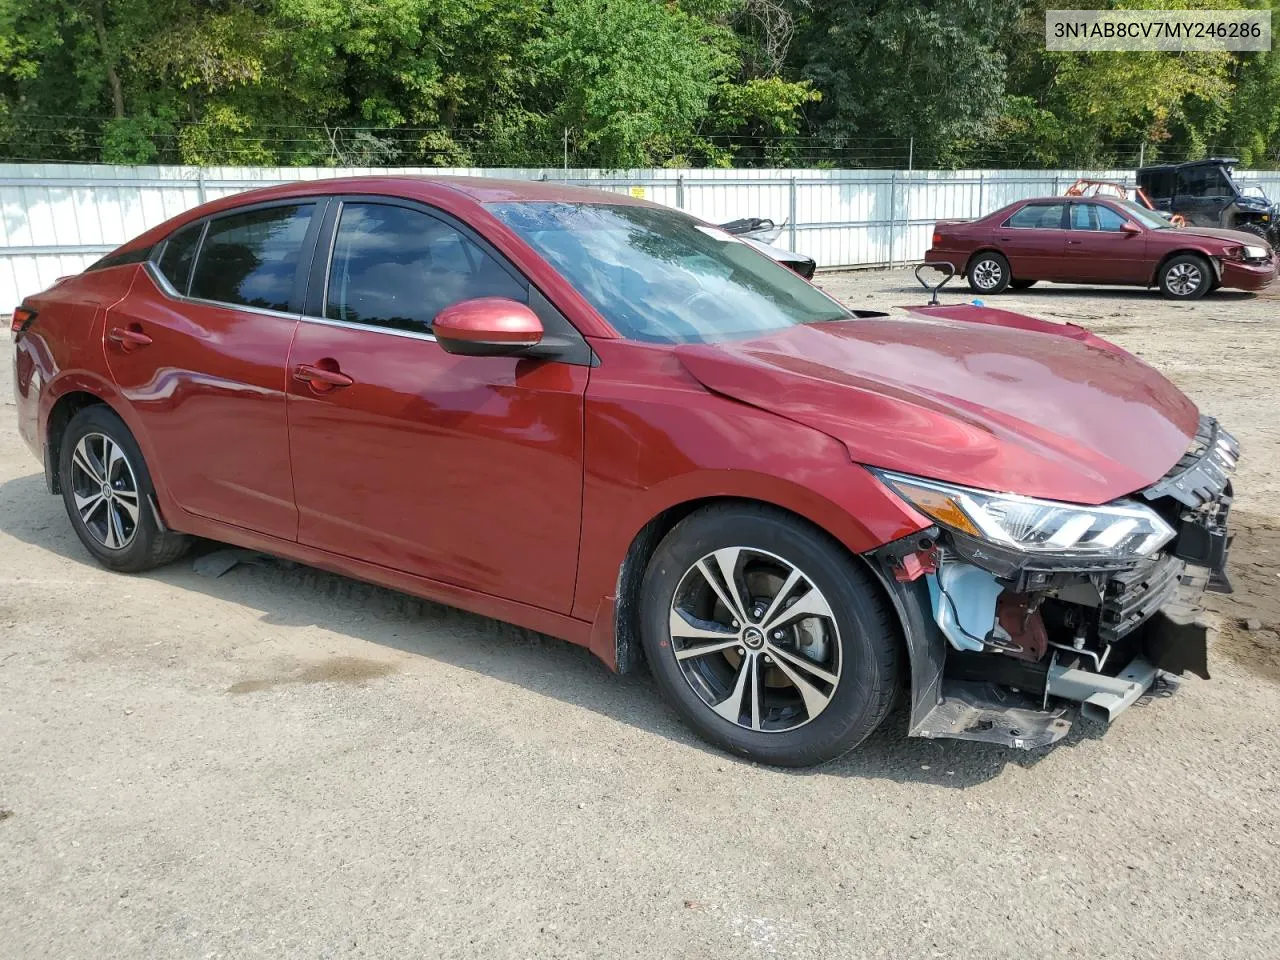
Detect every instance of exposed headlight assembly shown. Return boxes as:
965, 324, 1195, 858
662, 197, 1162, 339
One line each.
876, 470, 1176, 566
1242, 244, 1268, 260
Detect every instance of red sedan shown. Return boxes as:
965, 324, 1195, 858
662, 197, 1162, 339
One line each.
927, 195, 1276, 299
13, 177, 1237, 765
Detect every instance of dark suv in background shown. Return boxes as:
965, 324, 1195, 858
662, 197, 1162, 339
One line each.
1138, 157, 1279, 249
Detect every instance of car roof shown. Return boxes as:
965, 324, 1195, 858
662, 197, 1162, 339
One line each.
1138, 157, 1240, 173
115, 175, 655, 255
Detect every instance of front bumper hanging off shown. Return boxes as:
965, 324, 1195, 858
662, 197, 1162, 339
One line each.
867, 417, 1237, 750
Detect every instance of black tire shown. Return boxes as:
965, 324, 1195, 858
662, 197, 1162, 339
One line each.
1158, 253, 1213, 300
639, 504, 900, 767
1009, 279, 1037, 290
1236, 222, 1270, 246
58, 405, 189, 572
967, 251, 1011, 294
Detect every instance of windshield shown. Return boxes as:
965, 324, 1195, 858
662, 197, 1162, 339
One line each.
489, 202, 849, 343
1116, 200, 1173, 229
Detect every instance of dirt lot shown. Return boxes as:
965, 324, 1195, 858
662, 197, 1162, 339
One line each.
2, 271, 1278, 959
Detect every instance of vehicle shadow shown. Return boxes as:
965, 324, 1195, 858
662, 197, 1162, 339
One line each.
0, 468, 1108, 789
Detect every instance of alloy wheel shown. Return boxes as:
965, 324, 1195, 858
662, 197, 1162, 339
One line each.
667, 546, 842, 732
972, 259, 1002, 290
1165, 261, 1203, 296
69, 432, 141, 550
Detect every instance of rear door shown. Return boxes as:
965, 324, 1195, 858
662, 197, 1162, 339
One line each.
1063, 201, 1149, 283
992, 202, 1067, 279
103, 200, 325, 540
283, 198, 589, 613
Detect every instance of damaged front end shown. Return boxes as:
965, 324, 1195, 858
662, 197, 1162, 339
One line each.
866, 416, 1238, 750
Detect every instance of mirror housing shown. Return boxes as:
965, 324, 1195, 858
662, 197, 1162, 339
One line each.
433, 297, 544, 357
1121, 222, 1142, 235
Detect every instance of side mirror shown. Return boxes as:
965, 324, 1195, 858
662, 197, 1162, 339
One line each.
433, 297, 544, 357
1121, 222, 1142, 235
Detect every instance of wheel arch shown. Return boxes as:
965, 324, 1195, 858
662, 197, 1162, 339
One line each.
964, 246, 1007, 276
44, 389, 113, 494
1151, 247, 1219, 286
600, 496, 911, 699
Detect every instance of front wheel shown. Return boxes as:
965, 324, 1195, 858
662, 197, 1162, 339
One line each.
967, 252, 1011, 294
58, 405, 190, 572
639, 504, 900, 767
1158, 254, 1212, 300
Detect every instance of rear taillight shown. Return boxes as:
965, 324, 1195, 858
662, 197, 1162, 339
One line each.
11, 305, 36, 338
931, 231, 942, 246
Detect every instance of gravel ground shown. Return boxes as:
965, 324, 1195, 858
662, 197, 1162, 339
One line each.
2, 271, 1278, 959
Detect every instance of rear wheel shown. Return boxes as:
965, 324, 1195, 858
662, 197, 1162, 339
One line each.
1158, 254, 1212, 300
639, 504, 900, 767
58, 405, 189, 572
967, 252, 1011, 294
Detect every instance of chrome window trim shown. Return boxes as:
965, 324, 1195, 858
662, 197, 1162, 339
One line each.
298, 312, 438, 343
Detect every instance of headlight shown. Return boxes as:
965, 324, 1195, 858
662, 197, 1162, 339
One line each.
1243, 244, 1268, 259
876, 470, 1176, 562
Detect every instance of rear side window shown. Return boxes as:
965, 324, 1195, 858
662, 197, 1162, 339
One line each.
156, 222, 203, 294
325, 202, 525, 333
1004, 204, 1065, 229
189, 204, 314, 312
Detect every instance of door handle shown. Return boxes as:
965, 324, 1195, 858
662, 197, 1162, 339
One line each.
108, 326, 153, 348
1066, 239, 1083, 245
293, 363, 354, 389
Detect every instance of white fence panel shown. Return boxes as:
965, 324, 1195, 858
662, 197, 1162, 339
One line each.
1, 162, 1277, 311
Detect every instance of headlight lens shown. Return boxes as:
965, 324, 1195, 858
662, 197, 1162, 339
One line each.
877, 470, 1176, 561
1243, 244, 1268, 260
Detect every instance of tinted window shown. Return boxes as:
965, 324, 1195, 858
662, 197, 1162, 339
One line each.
156, 222, 203, 294
325, 203, 525, 332
1176, 166, 1230, 197
1140, 169, 1175, 199
1070, 204, 1128, 231
489, 202, 848, 344
189, 204, 314, 311
1004, 204, 1065, 229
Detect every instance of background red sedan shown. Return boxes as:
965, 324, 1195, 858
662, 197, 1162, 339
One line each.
927, 195, 1276, 299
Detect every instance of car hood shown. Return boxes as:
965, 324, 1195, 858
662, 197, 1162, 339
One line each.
675, 305, 1199, 505
1166, 225, 1272, 246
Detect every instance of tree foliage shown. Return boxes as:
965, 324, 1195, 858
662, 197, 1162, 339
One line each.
0, 0, 1277, 168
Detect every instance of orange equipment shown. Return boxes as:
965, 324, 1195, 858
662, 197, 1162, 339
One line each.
1063, 179, 1186, 227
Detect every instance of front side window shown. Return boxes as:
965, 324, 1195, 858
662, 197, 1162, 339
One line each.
489, 202, 848, 344
157, 221, 203, 294
1003, 203, 1066, 229
326, 203, 525, 333
1177, 166, 1230, 197
189, 204, 314, 312
1070, 204, 1128, 232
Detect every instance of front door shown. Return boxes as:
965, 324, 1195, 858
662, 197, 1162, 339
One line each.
284, 200, 588, 614
1063, 202, 1149, 284
103, 201, 321, 540
1176, 166, 1233, 227
993, 202, 1067, 279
